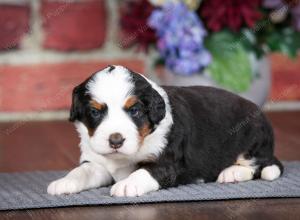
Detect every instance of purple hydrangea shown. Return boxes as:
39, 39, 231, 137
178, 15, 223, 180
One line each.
148, 2, 211, 75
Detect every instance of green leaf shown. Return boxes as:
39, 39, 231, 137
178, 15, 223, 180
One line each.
205, 31, 253, 92
235, 29, 257, 52
265, 27, 300, 58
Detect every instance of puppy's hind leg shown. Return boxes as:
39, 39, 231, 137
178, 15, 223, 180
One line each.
217, 155, 256, 183
217, 165, 255, 183
217, 156, 283, 183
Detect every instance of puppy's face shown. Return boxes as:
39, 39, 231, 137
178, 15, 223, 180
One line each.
70, 66, 166, 156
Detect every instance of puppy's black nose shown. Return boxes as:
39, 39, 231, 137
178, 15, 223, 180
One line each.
109, 133, 125, 149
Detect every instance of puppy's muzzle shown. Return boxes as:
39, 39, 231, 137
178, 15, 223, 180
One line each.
109, 133, 125, 149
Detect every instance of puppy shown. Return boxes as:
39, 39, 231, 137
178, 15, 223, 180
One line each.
48, 65, 283, 197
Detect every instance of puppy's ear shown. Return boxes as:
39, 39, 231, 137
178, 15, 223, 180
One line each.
69, 86, 83, 122
147, 88, 166, 125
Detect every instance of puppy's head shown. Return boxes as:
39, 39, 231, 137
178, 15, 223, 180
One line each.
70, 65, 166, 156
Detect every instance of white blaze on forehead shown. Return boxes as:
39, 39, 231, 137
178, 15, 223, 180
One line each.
87, 66, 134, 105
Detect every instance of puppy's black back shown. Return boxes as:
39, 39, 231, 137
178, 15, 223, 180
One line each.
160, 86, 281, 183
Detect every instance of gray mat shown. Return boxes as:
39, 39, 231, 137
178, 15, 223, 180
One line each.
1, 161, 300, 211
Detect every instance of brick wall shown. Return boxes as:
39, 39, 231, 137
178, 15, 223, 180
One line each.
0, 0, 149, 113
0, 0, 299, 113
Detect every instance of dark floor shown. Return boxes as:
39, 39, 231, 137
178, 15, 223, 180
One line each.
0, 111, 300, 220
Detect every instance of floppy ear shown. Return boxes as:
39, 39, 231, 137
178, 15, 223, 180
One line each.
69, 86, 82, 122
147, 88, 166, 125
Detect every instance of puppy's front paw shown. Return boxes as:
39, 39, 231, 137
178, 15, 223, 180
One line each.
110, 178, 144, 197
47, 177, 83, 195
110, 169, 159, 197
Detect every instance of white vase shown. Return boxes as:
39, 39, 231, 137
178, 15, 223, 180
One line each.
151, 56, 271, 107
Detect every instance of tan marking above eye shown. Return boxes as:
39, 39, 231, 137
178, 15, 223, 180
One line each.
124, 96, 138, 109
90, 100, 105, 110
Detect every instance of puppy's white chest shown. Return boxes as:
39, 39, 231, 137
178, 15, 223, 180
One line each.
110, 165, 137, 182
104, 158, 137, 182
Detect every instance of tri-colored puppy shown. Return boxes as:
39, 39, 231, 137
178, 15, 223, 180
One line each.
48, 65, 283, 197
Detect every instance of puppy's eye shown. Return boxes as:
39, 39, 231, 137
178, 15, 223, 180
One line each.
129, 106, 140, 117
90, 108, 101, 118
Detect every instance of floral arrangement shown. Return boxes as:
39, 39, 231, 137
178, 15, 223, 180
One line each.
119, 0, 300, 92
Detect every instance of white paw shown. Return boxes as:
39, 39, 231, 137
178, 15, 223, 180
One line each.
110, 169, 159, 197
261, 165, 281, 181
110, 178, 145, 197
217, 165, 254, 183
47, 177, 83, 195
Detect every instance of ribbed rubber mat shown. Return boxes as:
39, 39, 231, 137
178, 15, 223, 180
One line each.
1, 161, 299, 210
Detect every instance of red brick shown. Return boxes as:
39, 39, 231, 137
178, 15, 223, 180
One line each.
270, 54, 300, 101
0, 4, 30, 50
0, 59, 145, 112
41, 0, 106, 51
